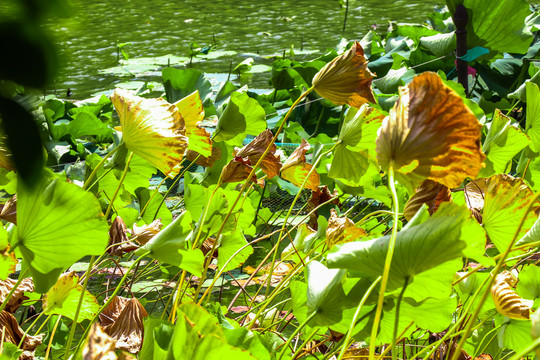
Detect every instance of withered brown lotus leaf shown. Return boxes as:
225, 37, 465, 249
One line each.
99, 296, 148, 354
280, 139, 320, 191
236, 262, 294, 287
221, 129, 281, 183
491, 271, 531, 320
235, 129, 281, 179
0, 277, 34, 313
464, 178, 489, 213
108, 217, 139, 256
0, 310, 42, 353
110, 88, 188, 178
131, 219, 162, 245
376, 72, 485, 192
326, 209, 367, 249
307, 186, 339, 228
312, 41, 376, 108
82, 322, 117, 360
0, 195, 16, 224
185, 145, 222, 168
403, 180, 451, 221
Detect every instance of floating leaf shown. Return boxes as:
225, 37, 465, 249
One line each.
99, 296, 148, 354
312, 41, 376, 107
491, 271, 531, 320
326, 209, 367, 249
15, 178, 108, 291
280, 139, 319, 191
174, 90, 212, 157
111, 88, 188, 178
214, 92, 267, 146
403, 180, 451, 221
44, 272, 99, 321
479, 109, 530, 177
329, 105, 384, 186
376, 72, 484, 192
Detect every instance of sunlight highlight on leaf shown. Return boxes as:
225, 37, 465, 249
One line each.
174, 90, 212, 157
376, 72, 485, 191
110, 88, 188, 178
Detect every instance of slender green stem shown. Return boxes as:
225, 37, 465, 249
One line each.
507, 337, 540, 360
18, 312, 49, 349
450, 191, 540, 360
369, 166, 400, 360
169, 270, 187, 322
83, 145, 122, 191
290, 327, 319, 360
104, 151, 134, 219
64, 255, 97, 358
139, 176, 167, 217
392, 276, 410, 360
45, 315, 62, 360
0, 268, 28, 315
277, 312, 317, 360
337, 276, 382, 360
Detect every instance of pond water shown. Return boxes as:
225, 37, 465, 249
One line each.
4, 0, 444, 100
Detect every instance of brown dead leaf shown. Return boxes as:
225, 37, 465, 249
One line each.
0, 195, 16, 224
221, 156, 257, 184
236, 261, 294, 287
307, 186, 339, 229
376, 72, 485, 192
99, 296, 148, 354
280, 139, 320, 191
82, 322, 117, 360
185, 145, 222, 168
312, 41, 376, 107
108, 217, 139, 256
491, 271, 531, 320
326, 209, 367, 249
0, 277, 34, 313
131, 219, 162, 245
403, 180, 452, 221
0, 310, 42, 354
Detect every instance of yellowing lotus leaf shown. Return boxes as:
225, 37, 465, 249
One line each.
280, 139, 319, 191
326, 209, 367, 249
376, 72, 485, 191
99, 296, 148, 354
403, 180, 451, 221
491, 271, 531, 320
111, 89, 188, 178
174, 91, 213, 157
313, 41, 376, 107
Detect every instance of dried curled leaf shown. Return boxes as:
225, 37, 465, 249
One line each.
491, 271, 531, 320
221, 129, 281, 183
0, 310, 43, 353
326, 209, 367, 249
185, 146, 222, 168
376, 72, 485, 191
131, 219, 162, 245
82, 322, 118, 360
403, 180, 451, 221
99, 296, 148, 354
280, 139, 319, 191
108, 216, 139, 256
110, 88, 188, 178
312, 41, 376, 107
0, 195, 16, 224
0, 277, 34, 313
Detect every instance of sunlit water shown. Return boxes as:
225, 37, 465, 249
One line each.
2, 0, 444, 99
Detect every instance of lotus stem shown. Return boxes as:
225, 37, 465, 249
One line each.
0, 267, 27, 315
104, 150, 134, 219
277, 312, 317, 360
369, 165, 400, 360
83, 145, 122, 191
337, 276, 382, 360
45, 315, 62, 360
392, 276, 410, 360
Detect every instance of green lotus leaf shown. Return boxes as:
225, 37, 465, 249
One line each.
328, 104, 384, 186
328, 202, 487, 292
494, 314, 532, 353
136, 211, 204, 276
306, 260, 346, 326
516, 265, 540, 308
162, 68, 212, 105
135, 188, 172, 227
455, 271, 496, 318
419, 32, 456, 57
482, 174, 540, 254
214, 92, 267, 147
217, 228, 253, 272
446, 0, 533, 54
224, 327, 273, 360
139, 317, 174, 360
15, 177, 108, 276
43, 272, 99, 322
479, 109, 530, 177
50, 111, 113, 141
526, 82, 540, 152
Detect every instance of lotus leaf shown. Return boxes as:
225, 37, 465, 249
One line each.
280, 139, 319, 191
